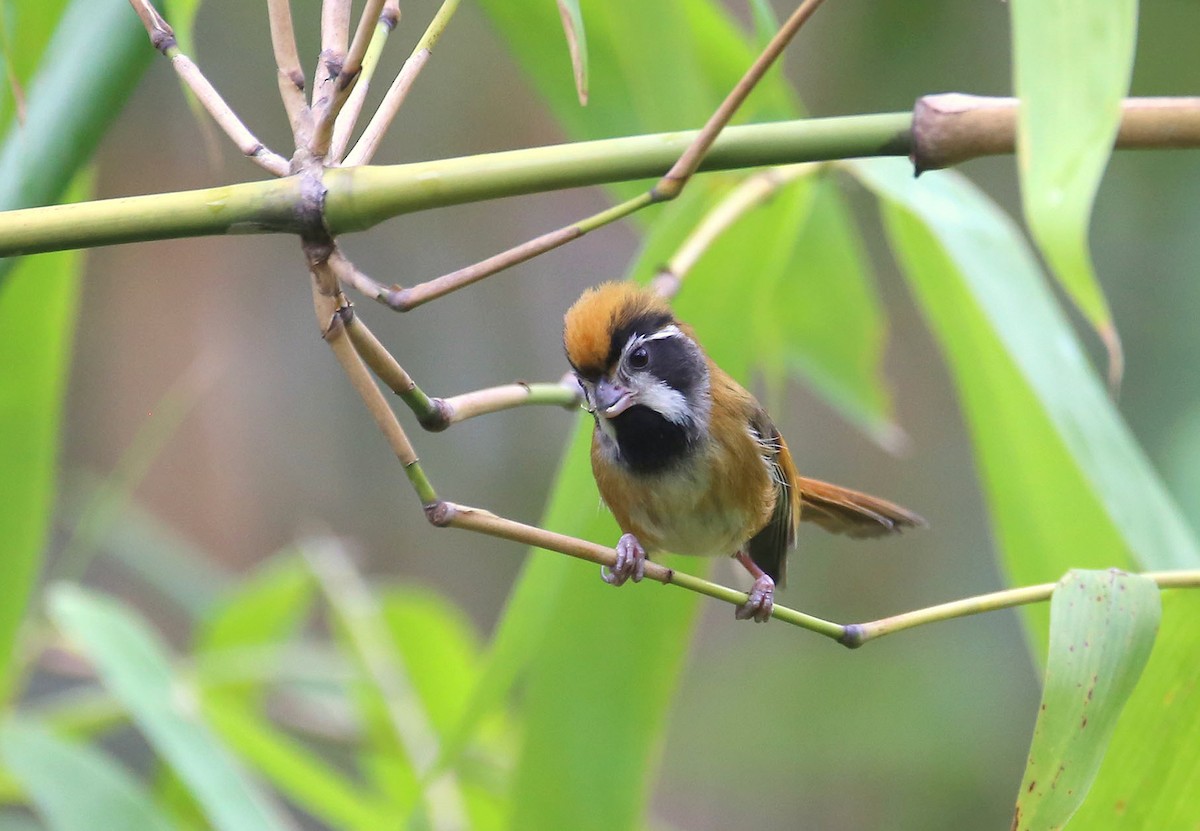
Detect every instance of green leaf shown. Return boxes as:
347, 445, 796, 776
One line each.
554, 0, 588, 106
508, 421, 705, 831
48, 585, 294, 831
0, 0, 72, 127
0, 719, 175, 831
162, 0, 202, 58
852, 160, 1198, 647
0, 179, 83, 704
0, 0, 153, 279
201, 694, 388, 831
1068, 590, 1200, 828
1013, 570, 1160, 831
197, 552, 315, 682
1011, 0, 1136, 376
379, 586, 484, 736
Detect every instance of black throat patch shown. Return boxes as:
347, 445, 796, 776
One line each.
608, 404, 698, 475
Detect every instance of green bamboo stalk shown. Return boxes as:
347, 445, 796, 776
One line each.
0, 114, 912, 258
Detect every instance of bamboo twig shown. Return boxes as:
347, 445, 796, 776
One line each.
265, 0, 308, 138
338, 290, 581, 429
127, 0, 290, 176
350, 0, 826, 308
331, 0, 401, 162
344, 0, 462, 167
312, 0, 351, 122
311, 0, 389, 157
651, 162, 820, 299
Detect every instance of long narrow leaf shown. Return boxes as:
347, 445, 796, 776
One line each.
0, 184, 82, 703
1013, 570, 1160, 830
49, 586, 295, 831
1, 719, 175, 831
1011, 0, 1137, 376
1068, 591, 1200, 828
853, 160, 1199, 604
0, 0, 153, 280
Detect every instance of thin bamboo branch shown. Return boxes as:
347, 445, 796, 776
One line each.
434, 377, 582, 426
311, 0, 389, 158
651, 162, 819, 298
381, 196, 651, 311
336, 301, 442, 427
653, 0, 827, 200
308, 247, 438, 506
331, 0, 401, 163
128, 0, 290, 176
312, 0, 351, 123
348, 0, 826, 307
265, 0, 308, 139
340, 300, 580, 428
344, 0, 462, 167
841, 569, 1200, 647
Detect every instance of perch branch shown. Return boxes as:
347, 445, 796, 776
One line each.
839, 569, 1200, 647
128, 0, 290, 176
343, 0, 463, 167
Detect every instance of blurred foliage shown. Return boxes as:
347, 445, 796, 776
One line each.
1, 1, 1199, 831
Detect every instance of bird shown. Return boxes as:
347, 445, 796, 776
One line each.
562, 282, 925, 622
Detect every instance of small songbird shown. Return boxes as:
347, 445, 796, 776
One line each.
563, 282, 925, 622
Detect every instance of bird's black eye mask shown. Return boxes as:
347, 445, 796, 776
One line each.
606, 311, 674, 370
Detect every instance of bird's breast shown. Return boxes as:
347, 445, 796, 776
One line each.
592, 433, 772, 558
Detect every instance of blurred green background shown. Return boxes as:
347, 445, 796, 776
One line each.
46, 0, 1200, 829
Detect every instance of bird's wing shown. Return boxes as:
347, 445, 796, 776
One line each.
745, 413, 799, 586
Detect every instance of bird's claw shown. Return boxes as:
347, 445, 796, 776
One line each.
601, 533, 646, 586
735, 574, 775, 623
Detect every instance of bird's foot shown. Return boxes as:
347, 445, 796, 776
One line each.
602, 533, 646, 586
735, 573, 775, 623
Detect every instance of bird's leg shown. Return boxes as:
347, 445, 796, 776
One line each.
733, 551, 775, 623
602, 532, 647, 586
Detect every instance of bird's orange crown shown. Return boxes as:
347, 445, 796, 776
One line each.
563, 282, 675, 378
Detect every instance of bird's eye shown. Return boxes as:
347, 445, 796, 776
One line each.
628, 345, 649, 369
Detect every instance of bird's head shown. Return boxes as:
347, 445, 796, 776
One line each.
563, 283, 710, 471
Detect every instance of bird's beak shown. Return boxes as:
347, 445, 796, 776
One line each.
595, 377, 635, 419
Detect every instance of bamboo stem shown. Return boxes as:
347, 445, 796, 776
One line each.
6, 98, 1200, 257
911, 93, 1200, 173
